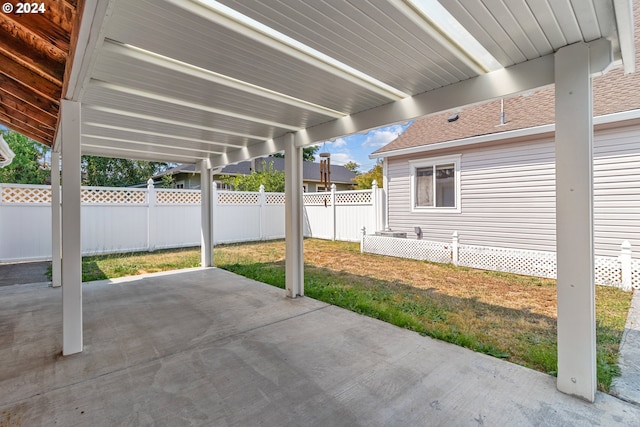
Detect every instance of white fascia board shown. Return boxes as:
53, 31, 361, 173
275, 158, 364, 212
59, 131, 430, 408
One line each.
55, 0, 113, 151
294, 53, 556, 148
370, 108, 640, 159
294, 39, 614, 149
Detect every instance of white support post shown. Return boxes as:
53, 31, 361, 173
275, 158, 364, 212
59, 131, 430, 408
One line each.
60, 99, 83, 356
212, 185, 218, 246
259, 184, 266, 240
360, 226, 366, 253
147, 178, 156, 252
555, 42, 596, 402
285, 133, 304, 298
382, 159, 389, 231
51, 151, 61, 288
371, 180, 379, 232
452, 231, 459, 266
200, 160, 213, 267
620, 240, 632, 291
330, 183, 337, 241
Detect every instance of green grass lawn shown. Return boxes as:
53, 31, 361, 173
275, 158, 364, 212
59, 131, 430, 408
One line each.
67, 239, 632, 392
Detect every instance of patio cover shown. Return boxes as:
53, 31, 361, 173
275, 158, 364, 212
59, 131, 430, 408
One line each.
0, 0, 636, 403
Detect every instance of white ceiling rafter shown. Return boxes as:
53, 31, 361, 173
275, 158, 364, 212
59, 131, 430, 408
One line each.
81, 134, 224, 155
167, 0, 410, 100
83, 122, 249, 149
89, 79, 302, 131
393, 0, 502, 73
82, 143, 209, 163
83, 105, 267, 141
100, 39, 348, 119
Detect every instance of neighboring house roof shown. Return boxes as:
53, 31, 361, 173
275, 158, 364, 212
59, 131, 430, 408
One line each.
155, 157, 356, 184
373, 6, 640, 158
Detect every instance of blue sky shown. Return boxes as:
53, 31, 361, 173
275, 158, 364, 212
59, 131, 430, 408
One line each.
312, 123, 410, 172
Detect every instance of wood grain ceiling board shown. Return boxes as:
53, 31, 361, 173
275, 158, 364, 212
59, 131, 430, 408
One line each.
0, 0, 80, 146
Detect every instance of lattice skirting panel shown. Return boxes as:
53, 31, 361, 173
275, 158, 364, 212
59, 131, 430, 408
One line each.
632, 259, 640, 290
362, 235, 451, 263
362, 235, 639, 289
458, 245, 557, 279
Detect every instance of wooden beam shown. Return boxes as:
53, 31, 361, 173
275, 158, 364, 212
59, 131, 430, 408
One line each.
0, 37, 65, 86
0, 75, 60, 118
0, 116, 52, 145
0, 50, 62, 102
0, 13, 67, 63
1, 7, 72, 53
0, 101, 57, 134
41, 0, 77, 34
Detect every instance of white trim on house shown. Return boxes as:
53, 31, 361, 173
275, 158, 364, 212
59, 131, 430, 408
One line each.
371, 108, 640, 160
409, 155, 461, 214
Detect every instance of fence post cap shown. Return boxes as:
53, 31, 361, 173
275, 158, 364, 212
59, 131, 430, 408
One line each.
452, 231, 459, 237
372, 180, 378, 188
331, 183, 337, 191
147, 178, 154, 188
259, 184, 265, 192
622, 240, 632, 250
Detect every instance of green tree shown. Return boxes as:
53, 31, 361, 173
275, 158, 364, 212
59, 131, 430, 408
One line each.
343, 161, 360, 174
271, 146, 319, 162
353, 162, 383, 189
0, 130, 50, 184
82, 156, 168, 187
221, 161, 285, 192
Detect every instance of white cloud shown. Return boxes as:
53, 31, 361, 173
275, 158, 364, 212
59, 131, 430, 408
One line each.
328, 152, 353, 166
331, 137, 348, 148
361, 125, 405, 148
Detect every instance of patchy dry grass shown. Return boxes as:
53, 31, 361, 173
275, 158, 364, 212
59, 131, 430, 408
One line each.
78, 247, 201, 282
215, 239, 632, 392
71, 239, 632, 392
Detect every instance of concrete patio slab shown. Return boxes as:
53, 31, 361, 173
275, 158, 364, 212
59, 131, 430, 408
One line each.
1, 268, 639, 426
611, 290, 640, 405
0, 261, 50, 286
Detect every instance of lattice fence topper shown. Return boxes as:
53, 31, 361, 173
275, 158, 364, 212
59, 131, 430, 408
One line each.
335, 191, 372, 205
363, 235, 450, 263
1, 185, 51, 204
632, 259, 640, 290
458, 245, 558, 279
303, 192, 332, 206
156, 190, 200, 205
81, 188, 147, 204
217, 191, 259, 205
265, 193, 285, 204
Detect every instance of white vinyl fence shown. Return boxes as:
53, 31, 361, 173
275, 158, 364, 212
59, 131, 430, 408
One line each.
361, 232, 639, 291
0, 182, 383, 262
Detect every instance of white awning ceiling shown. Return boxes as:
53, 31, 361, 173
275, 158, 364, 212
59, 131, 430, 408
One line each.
65, 0, 635, 167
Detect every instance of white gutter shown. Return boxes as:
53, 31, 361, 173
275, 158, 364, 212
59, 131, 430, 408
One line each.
370, 108, 640, 159
0, 133, 15, 168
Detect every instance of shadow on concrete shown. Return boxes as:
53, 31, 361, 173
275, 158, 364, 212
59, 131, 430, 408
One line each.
0, 261, 50, 286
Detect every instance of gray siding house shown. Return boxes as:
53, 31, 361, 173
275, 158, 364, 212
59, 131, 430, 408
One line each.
154, 157, 356, 191
372, 48, 640, 259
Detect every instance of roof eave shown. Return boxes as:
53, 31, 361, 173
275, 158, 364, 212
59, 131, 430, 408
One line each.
370, 108, 640, 159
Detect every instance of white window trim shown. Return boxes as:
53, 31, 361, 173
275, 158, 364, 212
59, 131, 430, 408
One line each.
409, 154, 461, 213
